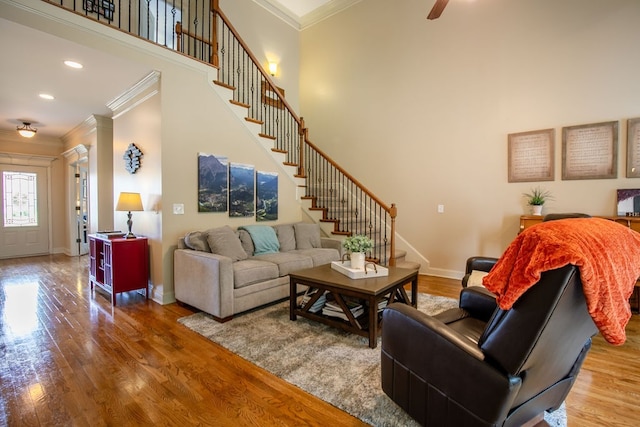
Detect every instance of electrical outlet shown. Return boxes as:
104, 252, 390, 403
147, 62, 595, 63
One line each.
437, 204, 445, 214
173, 203, 185, 215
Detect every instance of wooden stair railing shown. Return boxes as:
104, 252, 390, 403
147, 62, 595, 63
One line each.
177, 1, 398, 266
49, 0, 399, 266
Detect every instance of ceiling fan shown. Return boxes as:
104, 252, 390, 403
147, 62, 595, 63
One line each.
427, 0, 450, 20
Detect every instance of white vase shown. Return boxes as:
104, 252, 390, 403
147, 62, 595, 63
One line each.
531, 205, 543, 215
350, 252, 365, 270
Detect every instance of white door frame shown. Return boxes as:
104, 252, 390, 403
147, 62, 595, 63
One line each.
62, 144, 90, 256
0, 153, 55, 258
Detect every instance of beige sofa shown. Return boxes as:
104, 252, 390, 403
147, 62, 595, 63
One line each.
174, 222, 342, 322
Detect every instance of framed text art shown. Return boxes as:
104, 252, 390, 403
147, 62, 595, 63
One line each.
508, 129, 555, 183
626, 118, 640, 178
562, 121, 618, 180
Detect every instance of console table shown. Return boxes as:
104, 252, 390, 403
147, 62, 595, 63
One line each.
519, 215, 640, 234
520, 215, 640, 313
89, 234, 149, 306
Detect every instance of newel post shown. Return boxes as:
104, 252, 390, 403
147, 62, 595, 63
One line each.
389, 203, 397, 267
175, 21, 183, 53
211, 0, 220, 66
298, 117, 306, 177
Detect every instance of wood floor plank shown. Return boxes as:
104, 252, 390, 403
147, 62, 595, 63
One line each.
0, 255, 638, 425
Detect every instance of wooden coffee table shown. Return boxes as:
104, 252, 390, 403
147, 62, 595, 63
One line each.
289, 264, 418, 348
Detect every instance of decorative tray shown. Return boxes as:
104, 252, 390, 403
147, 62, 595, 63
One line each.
331, 261, 389, 279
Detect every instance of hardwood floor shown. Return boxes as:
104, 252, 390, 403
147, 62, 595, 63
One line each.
0, 254, 638, 426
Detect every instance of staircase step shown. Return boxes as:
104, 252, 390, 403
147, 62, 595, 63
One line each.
259, 133, 276, 140
230, 99, 250, 109
394, 260, 421, 270
214, 80, 235, 90
245, 117, 263, 125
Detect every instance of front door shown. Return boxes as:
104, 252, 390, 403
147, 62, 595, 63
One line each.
0, 165, 49, 258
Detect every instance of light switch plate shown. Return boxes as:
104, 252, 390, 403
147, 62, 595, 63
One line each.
173, 203, 185, 215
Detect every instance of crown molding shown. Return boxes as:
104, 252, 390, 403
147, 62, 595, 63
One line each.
299, 0, 362, 29
107, 70, 161, 119
253, 0, 361, 30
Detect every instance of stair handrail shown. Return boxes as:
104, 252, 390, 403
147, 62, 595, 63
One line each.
211, 1, 301, 129
303, 131, 397, 266
303, 136, 394, 213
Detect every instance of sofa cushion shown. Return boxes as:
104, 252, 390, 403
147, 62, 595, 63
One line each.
238, 229, 255, 256
293, 248, 340, 267
273, 224, 296, 252
206, 226, 248, 262
184, 231, 210, 252
294, 223, 322, 249
233, 259, 279, 289
252, 252, 314, 276
239, 225, 280, 255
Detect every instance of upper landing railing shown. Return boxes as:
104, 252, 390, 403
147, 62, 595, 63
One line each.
43, 0, 397, 266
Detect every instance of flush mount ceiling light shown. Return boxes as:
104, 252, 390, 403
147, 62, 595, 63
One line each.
39, 93, 55, 100
17, 122, 37, 138
64, 60, 83, 69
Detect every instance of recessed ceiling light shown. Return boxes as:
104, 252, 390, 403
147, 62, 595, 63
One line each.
64, 60, 83, 69
39, 93, 55, 100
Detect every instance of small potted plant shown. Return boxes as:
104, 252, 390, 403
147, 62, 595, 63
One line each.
523, 186, 552, 215
342, 234, 373, 270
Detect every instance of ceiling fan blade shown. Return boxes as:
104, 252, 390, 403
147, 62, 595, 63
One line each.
427, 0, 450, 20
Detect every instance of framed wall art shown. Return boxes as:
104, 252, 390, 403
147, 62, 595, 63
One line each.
229, 163, 255, 217
198, 153, 228, 213
562, 121, 618, 180
256, 171, 278, 221
261, 81, 285, 109
508, 128, 555, 183
617, 188, 640, 216
626, 118, 640, 178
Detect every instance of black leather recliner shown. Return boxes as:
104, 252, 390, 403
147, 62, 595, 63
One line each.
381, 264, 598, 426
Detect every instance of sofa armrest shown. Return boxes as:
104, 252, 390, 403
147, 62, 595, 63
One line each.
321, 238, 343, 256
174, 249, 234, 319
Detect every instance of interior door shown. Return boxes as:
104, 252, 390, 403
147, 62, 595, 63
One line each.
0, 165, 50, 258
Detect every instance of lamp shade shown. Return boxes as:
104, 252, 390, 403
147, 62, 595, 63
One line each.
116, 192, 143, 211
17, 122, 37, 138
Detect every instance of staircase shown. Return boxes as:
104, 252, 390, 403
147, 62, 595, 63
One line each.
47, 0, 420, 270
207, 6, 419, 270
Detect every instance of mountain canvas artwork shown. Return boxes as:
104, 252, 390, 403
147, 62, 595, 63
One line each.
229, 163, 255, 217
198, 153, 228, 212
256, 171, 278, 221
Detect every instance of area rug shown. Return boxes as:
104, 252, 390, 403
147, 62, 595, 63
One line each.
178, 294, 566, 426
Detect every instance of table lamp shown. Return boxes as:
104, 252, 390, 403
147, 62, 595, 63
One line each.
116, 192, 143, 238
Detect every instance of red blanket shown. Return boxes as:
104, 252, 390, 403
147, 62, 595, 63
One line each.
483, 218, 640, 345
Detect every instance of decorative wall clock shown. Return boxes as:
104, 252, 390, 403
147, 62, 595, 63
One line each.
123, 143, 143, 174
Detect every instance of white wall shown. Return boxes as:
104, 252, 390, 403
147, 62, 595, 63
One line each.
300, 0, 640, 277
